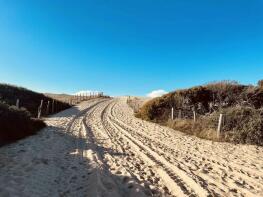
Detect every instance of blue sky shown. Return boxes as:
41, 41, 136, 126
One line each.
0, 0, 263, 96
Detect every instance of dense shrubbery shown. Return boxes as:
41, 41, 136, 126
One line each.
0, 83, 71, 117
0, 83, 72, 145
213, 107, 263, 145
0, 102, 46, 145
136, 80, 263, 145
258, 80, 263, 88
166, 106, 263, 145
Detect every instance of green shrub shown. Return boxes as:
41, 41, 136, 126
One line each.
0, 102, 46, 145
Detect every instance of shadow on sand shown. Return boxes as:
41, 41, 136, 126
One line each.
47, 124, 162, 196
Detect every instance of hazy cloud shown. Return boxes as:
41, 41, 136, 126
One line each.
147, 89, 167, 98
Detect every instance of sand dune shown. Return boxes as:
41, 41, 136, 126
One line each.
0, 97, 263, 196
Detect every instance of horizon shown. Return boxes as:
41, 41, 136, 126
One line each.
1, 1, 263, 97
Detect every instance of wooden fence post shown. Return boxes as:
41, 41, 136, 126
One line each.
193, 110, 196, 122
16, 99, 19, 108
52, 100, 55, 113
217, 114, 223, 138
178, 110, 182, 119
57, 101, 59, 112
38, 100, 43, 119
46, 101, 50, 115
171, 107, 174, 120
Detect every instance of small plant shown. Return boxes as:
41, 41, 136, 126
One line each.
0, 102, 46, 145
258, 80, 263, 88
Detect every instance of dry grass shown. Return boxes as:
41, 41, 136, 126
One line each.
212, 106, 263, 145
127, 97, 147, 113
44, 93, 73, 102
165, 106, 263, 145
167, 119, 218, 141
258, 80, 263, 88
136, 80, 263, 145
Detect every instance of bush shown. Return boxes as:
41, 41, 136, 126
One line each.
0, 102, 46, 145
209, 106, 263, 145
258, 80, 263, 88
136, 80, 263, 145
165, 106, 263, 145
0, 83, 71, 117
135, 96, 171, 122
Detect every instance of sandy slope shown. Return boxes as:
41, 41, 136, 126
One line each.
0, 97, 263, 197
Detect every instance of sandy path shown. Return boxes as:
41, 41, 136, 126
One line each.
0, 97, 263, 197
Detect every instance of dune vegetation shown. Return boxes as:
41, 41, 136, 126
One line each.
0, 83, 71, 117
0, 102, 46, 145
136, 80, 263, 145
0, 83, 71, 145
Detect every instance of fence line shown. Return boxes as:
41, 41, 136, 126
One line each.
12, 91, 104, 119
168, 107, 249, 138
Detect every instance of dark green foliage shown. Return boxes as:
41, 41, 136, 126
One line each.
0, 102, 46, 145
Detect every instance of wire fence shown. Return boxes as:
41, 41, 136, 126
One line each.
168, 107, 253, 138
13, 92, 104, 119
126, 97, 257, 139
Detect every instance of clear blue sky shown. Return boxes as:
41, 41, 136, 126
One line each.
0, 0, 263, 96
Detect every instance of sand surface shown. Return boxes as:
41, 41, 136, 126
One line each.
0, 97, 263, 197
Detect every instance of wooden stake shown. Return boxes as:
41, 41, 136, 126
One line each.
178, 110, 182, 119
171, 107, 174, 120
38, 100, 43, 118
52, 100, 55, 113
16, 99, 19, 108
217, 114, 223, 138
193, 110, 196, 122
46, 101, 50, 115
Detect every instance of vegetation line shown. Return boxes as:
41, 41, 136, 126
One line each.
135, 80, 263, 146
